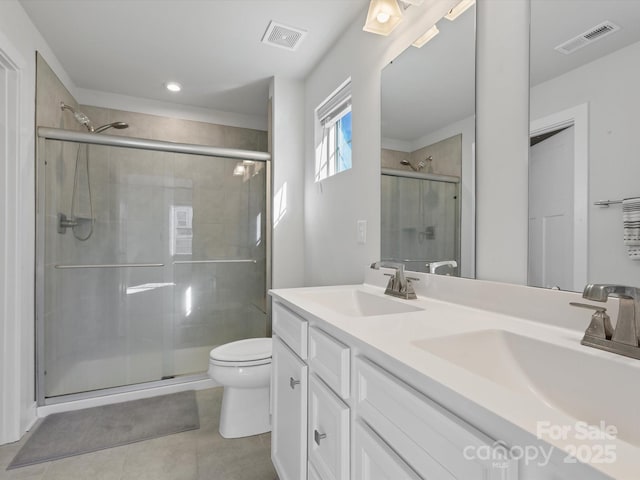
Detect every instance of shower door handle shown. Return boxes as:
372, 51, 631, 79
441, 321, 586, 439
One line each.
289, 377, 301, 389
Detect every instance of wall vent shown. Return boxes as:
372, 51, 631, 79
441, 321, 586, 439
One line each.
261, 21, 307, 51
554, 21, 621, 55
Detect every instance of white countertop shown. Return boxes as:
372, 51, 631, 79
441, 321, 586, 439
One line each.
270, 273, 640, 480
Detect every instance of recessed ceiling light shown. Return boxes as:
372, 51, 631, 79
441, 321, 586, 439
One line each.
165, 82, 182, 92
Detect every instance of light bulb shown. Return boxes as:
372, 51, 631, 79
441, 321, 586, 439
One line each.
165, 82, 182, 92
376, 11, 391, 23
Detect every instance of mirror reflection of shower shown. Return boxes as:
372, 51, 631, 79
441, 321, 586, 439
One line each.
400, 155, 433, 173
59, 102, 129, 240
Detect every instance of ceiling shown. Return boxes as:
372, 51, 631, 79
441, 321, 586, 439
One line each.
382, 0, 640, 146
20, 0, 368, 119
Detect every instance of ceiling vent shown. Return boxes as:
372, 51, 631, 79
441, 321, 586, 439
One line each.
554, 21, 621, 55
261, 21, 307, 51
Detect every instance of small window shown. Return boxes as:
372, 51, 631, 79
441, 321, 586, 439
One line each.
315, 80, 352, 181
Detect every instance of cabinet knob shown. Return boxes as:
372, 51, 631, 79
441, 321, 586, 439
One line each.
289, 377, 301, 389
314, 429, 327, 445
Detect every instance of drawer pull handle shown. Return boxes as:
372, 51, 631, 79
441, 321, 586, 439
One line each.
314, 430, 327, 445
289, 377, 301, 389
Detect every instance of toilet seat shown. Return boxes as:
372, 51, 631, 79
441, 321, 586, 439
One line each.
209, 337, 272, 367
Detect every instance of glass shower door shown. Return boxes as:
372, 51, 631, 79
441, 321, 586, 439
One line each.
381, 174, 460, 274
40, 139, 266, 399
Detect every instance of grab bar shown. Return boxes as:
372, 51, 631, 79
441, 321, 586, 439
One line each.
173, 259, 257, 265
55, 259, 257, 269
594, 200, 623, 207
55, 263, 164, 269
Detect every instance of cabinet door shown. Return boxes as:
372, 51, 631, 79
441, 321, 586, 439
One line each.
354, 420, 422, 480
272, 336, 308, 480
309, 374, 350, 480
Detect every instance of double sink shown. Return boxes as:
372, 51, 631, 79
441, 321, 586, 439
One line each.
296, 286, 639, 447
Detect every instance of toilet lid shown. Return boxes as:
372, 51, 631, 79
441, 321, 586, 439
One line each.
209, 337, 272, 363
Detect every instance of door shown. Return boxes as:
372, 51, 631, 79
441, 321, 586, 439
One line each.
271, 336, 308, 480
308, 374, 350, 480
529, 126, 575, 290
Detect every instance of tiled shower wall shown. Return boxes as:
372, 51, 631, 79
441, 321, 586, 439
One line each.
36, 54, 268, 398
381, 133, 462, 177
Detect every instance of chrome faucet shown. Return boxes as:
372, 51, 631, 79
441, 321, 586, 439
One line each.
370, 261, 417, 300
571, 284, 640, 360
426, 260, 457, 275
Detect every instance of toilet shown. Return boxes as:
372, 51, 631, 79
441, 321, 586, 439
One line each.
208, 337, 272, 438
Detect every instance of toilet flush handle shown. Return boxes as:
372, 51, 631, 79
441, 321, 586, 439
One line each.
289, 377, 301, 389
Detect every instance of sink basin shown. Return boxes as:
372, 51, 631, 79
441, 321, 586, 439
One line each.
299, 288, 423, 317
413, 329, 640, 446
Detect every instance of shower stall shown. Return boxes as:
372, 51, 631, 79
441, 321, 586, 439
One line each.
381, 168, 460, 274
36, 126, 271, 404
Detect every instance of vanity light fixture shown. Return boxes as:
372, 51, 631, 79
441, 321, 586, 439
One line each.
444, 0, 475, 21
412, 24, 439, 48
165, 81, 182, 92
363, 0, 404, 36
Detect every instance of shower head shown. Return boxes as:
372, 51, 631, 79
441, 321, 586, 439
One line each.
401, 159, 424, 172
60, 102, 94, 132
400, 155, 433, 172
94, 122, 129, 134
60, 102, 129, 134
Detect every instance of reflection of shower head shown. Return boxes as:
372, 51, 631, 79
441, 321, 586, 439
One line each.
60, 102, 94, 132
400, 155, 433, 172
94, 122, 129, 133
60, 102, 129, 134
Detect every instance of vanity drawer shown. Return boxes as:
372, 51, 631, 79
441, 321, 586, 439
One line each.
355, 356, 517, 479
309, 374, 350, 480
309, 327, 350, 399
354, 419, 421, 480
273, 301, 308, 359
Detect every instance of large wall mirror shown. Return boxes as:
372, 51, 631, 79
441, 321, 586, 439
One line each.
529, 0, 640, 292
380, 4, 476, 278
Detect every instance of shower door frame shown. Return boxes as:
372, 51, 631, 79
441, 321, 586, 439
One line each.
35, 127, 272, 406
381, 168, 461, 273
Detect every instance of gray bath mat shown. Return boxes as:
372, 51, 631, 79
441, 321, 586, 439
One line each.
7, 390, 199, 469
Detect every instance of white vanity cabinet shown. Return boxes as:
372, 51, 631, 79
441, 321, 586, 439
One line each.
271, 297, 518, 480
271, 303, 309, 480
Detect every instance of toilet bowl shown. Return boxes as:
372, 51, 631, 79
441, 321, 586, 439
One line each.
208, 337, 272, 438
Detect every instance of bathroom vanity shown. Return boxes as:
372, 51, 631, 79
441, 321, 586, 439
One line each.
270, 269, 640, 480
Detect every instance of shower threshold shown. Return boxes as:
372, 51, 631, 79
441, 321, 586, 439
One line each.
38, 373, 215, 416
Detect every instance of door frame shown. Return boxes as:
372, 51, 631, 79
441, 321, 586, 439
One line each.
0, 35, 25, 445
530, 103, 589, 291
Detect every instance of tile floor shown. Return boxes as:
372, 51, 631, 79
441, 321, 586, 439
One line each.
0, 388, 277, 480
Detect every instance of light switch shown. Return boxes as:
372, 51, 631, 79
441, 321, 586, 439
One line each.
357, 220, 367, 244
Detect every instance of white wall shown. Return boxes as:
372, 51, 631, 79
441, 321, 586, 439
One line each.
475, 0, 530, 284
0, 0, 76, 443
531, 40, 640, 286
270, 77, 306, 288
304, 0, 460, 286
